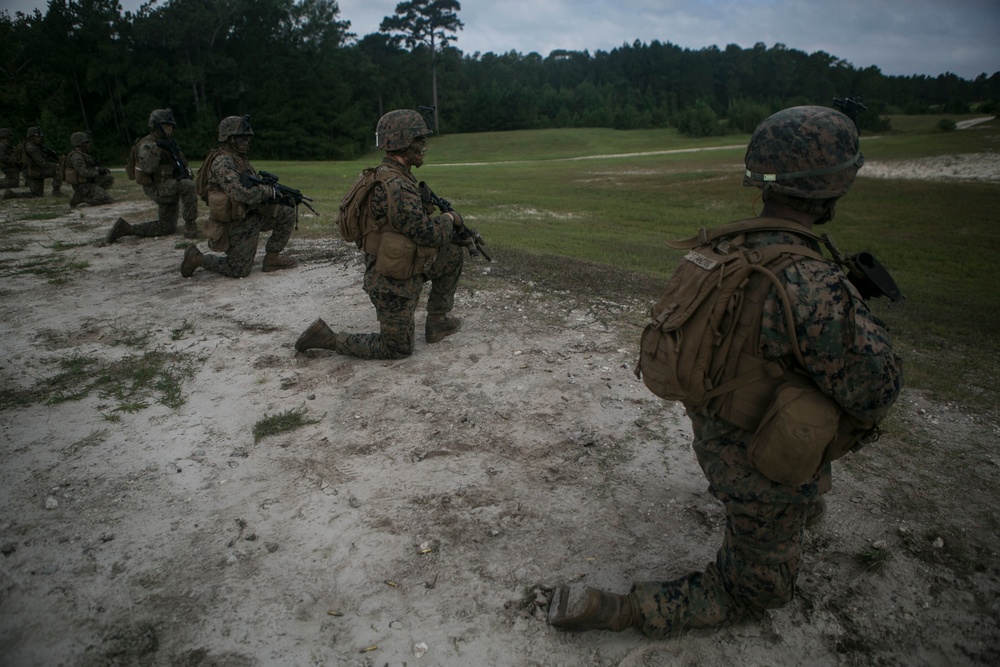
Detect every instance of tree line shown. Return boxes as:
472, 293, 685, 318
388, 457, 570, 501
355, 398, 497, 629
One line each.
2, 0, 997, 163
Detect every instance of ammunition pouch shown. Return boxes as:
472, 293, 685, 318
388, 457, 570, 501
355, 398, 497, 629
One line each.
749, 376, 876, 486
374, 231, 437, 280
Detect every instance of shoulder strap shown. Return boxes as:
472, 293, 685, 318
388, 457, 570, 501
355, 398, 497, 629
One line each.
666, 217, 827, 250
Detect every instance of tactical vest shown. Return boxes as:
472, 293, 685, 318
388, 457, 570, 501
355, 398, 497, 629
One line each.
196, 148, 253, 222
337, 163, 436, 280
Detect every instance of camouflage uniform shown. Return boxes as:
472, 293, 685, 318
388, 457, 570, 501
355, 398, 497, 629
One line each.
198, 147, 296, 278
549, 105, 903, 638
129, 134, 198, 237
22, 129, 62, 197
630, 229, 902, 637
0, 129, 19, 188
67, 139, 114, 207
336, 157, 464, 359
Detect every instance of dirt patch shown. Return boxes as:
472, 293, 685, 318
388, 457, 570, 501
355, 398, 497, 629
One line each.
1, 185, 998, 665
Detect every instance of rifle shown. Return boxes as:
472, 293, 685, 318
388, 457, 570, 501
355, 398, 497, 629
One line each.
240, 170, 319, 216
822, 234, 904, 304
154, 128, 194, 180
39, 145, 60, 161
419, 181, 491, 261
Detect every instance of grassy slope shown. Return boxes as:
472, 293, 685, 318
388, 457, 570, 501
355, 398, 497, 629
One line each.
258, 116, 999, 414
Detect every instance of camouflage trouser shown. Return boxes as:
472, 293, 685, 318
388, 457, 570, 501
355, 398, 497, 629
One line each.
25, 170, 61, 196
630, 420, 822, 638
70, 173, 115, 207
131, 180, 199, 237
1, 168, 18, 188
337, 241, 464, 359
201, 204, 296, 278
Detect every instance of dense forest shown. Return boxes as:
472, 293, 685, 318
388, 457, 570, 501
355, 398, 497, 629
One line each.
2, 0, 998, 162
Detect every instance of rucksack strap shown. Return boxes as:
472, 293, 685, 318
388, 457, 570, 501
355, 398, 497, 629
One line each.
666, 217, 828, 250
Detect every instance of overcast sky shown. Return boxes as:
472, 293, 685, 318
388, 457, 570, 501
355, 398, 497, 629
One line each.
3, 0, 998, 79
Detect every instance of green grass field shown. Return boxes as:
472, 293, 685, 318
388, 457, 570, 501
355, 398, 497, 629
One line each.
6, 117, 985, 414
254, 116, 999, 415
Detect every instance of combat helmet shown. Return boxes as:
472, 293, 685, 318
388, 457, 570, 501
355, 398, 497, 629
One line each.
375, 109, 432, 151
148, 108, 176, 128
26, 127, 43, 138
0, 128, 13, 140
743, 106, 863, 200
218, 115, 253, 141
70, 131, 91, 147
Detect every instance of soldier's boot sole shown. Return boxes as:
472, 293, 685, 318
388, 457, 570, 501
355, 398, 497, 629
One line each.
295, 318, 338, 352
180, 245, 203, 278
106, 217, 131, 244
548, 584, 637, 632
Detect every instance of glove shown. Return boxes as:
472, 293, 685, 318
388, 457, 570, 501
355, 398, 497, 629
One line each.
448, 210, 464, 228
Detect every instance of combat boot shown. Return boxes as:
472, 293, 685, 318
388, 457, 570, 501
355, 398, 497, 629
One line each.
806, 497, 827, 528
105, 217, 132, 244
52, 187, 65, 196
262, 252, 298, 272
295, 318, 339, 352
425, 314, 461, 343
183, 221, 199, 239
2, 189, 15, 200
69, 191, 82, 208
548, 584, 641, 632
180, 245, 203, 277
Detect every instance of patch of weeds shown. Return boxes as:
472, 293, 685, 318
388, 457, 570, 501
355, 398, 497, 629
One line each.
855, 544, 892, 572
175, 240, 195, 249
171, 320, 194, 341
111, 324, 151, 348
22, 211, 63, 221
36, 349, 197, 413
252, 407, 319, 443
2, 254, 90, 283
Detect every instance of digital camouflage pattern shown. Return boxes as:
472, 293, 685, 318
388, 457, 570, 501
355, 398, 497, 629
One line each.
22, 139, 61, 197
375, 109, 432, 151
629, 228, 902, 637
743, 106, 864, 200
334, 156, 463, 359
125, 132, 198, 237
67, 147, 114, 207
198, 147, 295, 278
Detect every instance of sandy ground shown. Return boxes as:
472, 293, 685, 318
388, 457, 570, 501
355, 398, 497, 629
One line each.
1, 149, 998, 666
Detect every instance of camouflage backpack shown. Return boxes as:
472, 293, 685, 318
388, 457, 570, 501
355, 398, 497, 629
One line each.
126, 137, 152, 185
635, 217, 831, 431
336, 165, 398, 254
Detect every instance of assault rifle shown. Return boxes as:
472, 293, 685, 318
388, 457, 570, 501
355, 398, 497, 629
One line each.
822, 234, 904, 304
154, 136, 194, 180
240, 170, 318, 216
419, 181, 491, 261
39, 144, 60, 161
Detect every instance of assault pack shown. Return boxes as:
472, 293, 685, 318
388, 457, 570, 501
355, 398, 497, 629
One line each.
337, 165, 395, 253
635, 217, 828, 431
125, 136, 152, 185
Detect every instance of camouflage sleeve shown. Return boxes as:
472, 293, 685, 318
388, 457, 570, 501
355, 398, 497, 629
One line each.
377, 177, 452, 248
68, 151, 99, 180
208, 153, 271, 208
760, 258, 903, 422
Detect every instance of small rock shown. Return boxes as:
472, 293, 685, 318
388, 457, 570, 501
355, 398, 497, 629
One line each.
0, 541, 16, 556
45, 497, 59, 509
100, 532, 115, 543
413, 642, 428, 658
932, 537, 945, 549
